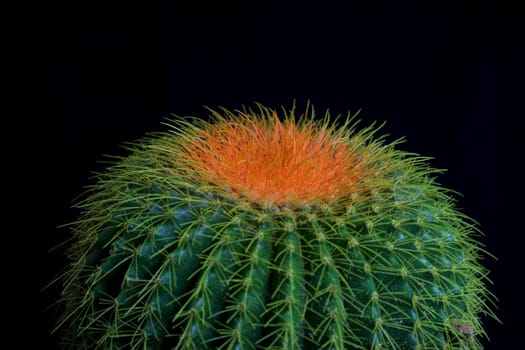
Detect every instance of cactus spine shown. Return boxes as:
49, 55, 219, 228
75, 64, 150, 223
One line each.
55, 103, 495, 349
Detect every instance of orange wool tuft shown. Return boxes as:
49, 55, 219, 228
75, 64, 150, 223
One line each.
183, 111, 367, 207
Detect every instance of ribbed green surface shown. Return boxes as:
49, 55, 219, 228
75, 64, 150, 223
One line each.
58, 177, 487, 349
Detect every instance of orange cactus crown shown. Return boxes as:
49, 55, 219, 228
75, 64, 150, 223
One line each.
178, 105, 373, 208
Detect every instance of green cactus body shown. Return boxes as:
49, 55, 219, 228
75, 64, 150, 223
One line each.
55, 104, 495, 349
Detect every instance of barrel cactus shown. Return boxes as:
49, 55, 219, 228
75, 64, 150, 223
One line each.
55, 103, 495, 349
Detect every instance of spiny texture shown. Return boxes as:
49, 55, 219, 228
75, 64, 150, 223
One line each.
55, 104, 495, 349
183, 110, 366, 207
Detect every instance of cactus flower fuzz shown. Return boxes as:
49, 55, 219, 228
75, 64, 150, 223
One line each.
182, 108, 368, 207
54, 103, 496, 349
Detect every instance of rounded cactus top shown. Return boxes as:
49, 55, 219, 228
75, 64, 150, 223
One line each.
55, 102, 496, 350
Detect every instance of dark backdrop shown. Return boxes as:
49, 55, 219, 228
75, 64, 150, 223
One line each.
37, 1, 523, 348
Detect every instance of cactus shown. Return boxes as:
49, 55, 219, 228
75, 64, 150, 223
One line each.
54, 103, 496, 349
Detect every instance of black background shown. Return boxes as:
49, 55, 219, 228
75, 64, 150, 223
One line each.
36, 1, 523, 348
